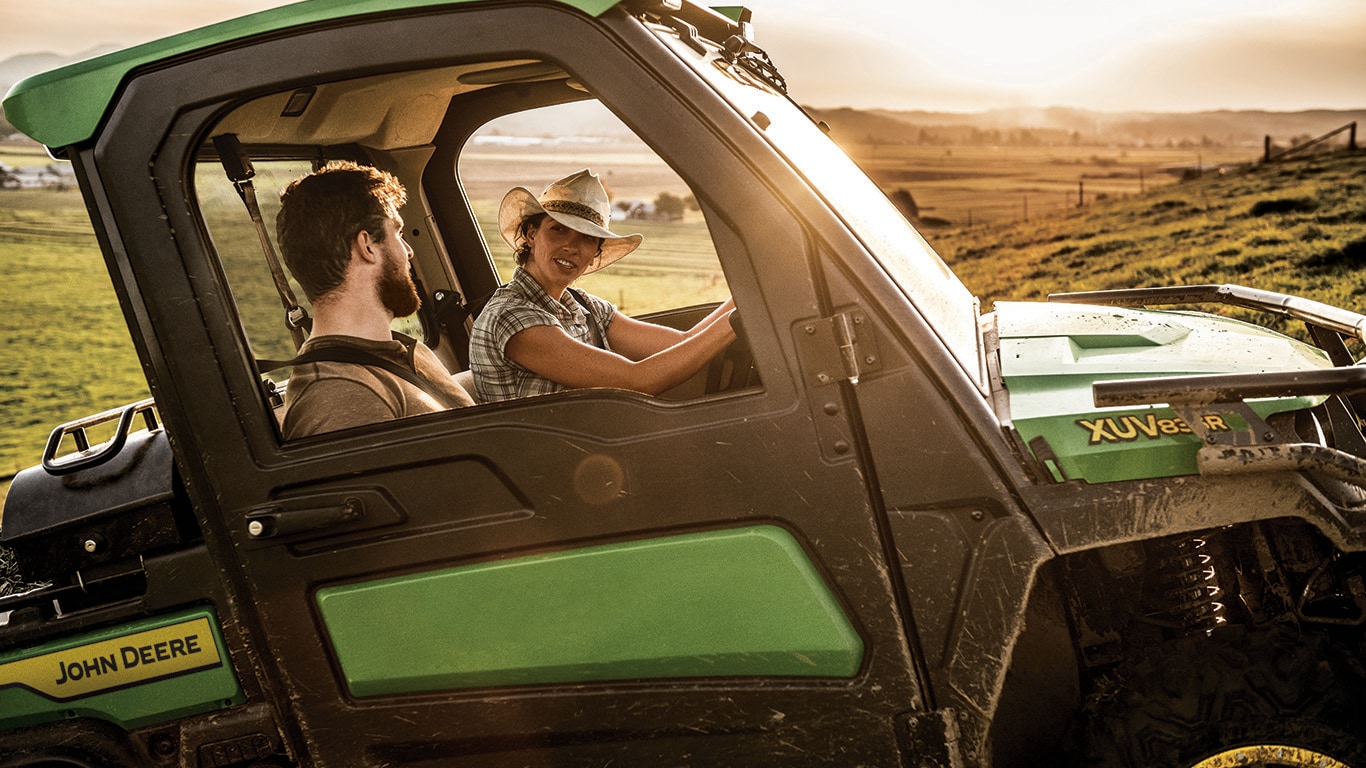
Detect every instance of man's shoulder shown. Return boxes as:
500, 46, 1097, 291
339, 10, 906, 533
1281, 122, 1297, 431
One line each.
282, 372, 400, 439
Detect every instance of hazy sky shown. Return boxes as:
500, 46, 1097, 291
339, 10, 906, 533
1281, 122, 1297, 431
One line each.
3, 0, 1364, 112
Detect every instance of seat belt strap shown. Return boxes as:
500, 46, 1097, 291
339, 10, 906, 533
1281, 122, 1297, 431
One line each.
213, 132, 310, 348
258, 347, 447, 403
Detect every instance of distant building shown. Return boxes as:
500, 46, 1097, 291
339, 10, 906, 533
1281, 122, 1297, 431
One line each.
615, 198, 684, 222
0, 161, 75, 190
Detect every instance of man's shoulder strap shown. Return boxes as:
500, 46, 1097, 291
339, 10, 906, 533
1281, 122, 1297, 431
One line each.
258, 346, 435, 398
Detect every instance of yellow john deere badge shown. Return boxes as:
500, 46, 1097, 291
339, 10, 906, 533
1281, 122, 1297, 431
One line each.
0, 616, 222, 701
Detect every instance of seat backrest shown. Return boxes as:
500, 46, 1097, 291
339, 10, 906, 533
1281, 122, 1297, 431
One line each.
454, 369, 478, 404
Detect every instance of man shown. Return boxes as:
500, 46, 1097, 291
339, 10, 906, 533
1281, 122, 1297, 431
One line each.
275, 161, 473, 438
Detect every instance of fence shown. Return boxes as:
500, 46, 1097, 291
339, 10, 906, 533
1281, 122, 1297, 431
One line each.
1263, 122, 1358, 163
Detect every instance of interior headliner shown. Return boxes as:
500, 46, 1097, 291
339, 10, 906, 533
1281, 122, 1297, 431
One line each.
211, 59, 573, 150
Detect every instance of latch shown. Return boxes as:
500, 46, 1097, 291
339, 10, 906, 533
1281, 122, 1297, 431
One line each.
793, 309, 882, 387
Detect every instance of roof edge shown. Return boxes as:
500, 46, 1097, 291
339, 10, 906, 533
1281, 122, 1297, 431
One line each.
3, 0, 622, 149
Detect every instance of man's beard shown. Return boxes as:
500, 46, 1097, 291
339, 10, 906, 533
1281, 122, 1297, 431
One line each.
378, 255, 421, 318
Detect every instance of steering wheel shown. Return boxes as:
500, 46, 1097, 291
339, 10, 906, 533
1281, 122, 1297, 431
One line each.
705, 309, 760, 393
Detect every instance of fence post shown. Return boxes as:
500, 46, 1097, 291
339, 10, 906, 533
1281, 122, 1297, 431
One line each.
1264, 135, 1272, 162
1352, 122, 1358, 151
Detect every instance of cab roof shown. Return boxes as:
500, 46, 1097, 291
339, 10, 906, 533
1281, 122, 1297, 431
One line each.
2, 0, 623, 150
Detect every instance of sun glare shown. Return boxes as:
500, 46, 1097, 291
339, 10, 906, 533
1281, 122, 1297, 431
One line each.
893, 0, 1312, 89
754, 0, 1348, 108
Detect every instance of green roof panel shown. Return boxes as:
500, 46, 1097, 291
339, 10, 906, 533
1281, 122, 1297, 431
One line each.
2, 0, 621, 149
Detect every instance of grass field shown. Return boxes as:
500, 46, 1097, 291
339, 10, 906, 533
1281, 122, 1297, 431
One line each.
1, 144, 1362, 510
846, 143, 1259, 226
931, 150, 1366, 340
0, 189, 149, 505
0, 143, 56, 169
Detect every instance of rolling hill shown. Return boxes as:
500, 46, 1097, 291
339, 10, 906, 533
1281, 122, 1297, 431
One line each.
928, 149, 1366, 341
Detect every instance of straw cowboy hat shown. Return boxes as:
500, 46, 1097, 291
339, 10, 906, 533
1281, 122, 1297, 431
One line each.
498, 169, 643, 274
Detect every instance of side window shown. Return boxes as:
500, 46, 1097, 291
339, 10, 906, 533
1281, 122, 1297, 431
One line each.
196, 157, 425, 383
459, 102, 730, 316
196, 158, 313, 377
190, 66, 758, 442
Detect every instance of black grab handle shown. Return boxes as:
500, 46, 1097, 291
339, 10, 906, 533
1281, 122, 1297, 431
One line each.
42, 398, 159, 476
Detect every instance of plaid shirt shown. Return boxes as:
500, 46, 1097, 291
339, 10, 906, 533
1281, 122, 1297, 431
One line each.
469, 268, 616, 403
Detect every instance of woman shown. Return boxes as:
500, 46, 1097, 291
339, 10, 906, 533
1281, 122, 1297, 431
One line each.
469, 169, 735, 403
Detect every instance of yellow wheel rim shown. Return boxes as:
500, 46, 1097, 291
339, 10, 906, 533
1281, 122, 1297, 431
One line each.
1190, 745, 1352, 768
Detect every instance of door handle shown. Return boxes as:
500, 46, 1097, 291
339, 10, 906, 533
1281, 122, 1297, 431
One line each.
245, 497, 364, 539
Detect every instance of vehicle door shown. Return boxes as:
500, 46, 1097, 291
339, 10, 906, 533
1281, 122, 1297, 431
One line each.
92, 4, 933, 765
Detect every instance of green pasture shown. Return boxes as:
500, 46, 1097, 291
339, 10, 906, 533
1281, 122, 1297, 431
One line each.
0, 190, 149, 507
849, 144, 1259, 226
0, 143, 56, 168
933, 150, 1366, 339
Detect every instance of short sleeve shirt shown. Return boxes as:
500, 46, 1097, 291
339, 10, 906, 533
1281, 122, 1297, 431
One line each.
469, 267, 617, 403
282, 333, 474, 439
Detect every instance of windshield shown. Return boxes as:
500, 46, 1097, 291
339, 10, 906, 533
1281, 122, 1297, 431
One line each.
654, 27, 985, 386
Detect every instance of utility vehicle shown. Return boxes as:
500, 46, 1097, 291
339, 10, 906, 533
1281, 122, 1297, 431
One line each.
2, 1, 1365, 766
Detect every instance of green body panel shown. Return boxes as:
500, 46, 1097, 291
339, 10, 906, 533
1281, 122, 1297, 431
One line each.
317, 525, 864, 696
995, 301, 1332, 483
0, 607, 243, 730
1, 0, 621, 149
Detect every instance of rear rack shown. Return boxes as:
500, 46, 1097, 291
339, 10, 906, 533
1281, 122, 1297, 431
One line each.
42, 398, 160, 476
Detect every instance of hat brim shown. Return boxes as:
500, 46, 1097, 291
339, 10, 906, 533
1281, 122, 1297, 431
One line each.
498, 187, 642, 275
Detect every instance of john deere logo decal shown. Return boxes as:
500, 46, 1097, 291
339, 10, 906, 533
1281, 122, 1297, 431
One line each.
0, 616, 222, 701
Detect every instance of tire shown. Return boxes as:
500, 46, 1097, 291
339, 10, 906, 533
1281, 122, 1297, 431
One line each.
1069, 626, 1366, 767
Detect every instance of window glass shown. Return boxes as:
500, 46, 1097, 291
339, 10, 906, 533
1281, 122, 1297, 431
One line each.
653, 30, 986, 387
196, 158, 425, 380
459, 101, 730, 317
196, 158, 315, 377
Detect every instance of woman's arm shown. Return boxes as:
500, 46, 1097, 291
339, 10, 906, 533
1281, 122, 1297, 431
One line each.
607, 297, 736, 361
505, 308, 735, 396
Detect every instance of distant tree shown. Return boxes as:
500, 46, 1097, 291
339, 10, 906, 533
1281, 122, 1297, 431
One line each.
684, 194, 700, 212
653, 191, 685, 221
888, 189, 920, 221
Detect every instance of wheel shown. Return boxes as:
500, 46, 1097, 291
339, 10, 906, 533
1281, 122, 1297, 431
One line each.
1069, 626, 1366, 767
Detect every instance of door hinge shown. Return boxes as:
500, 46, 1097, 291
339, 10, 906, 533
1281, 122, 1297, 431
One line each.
897, 708, 964, 768
794, 308, 882, 387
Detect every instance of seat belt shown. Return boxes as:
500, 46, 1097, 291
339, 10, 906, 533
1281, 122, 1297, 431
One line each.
257, 345, 455, 405
213, 133, 310, 349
